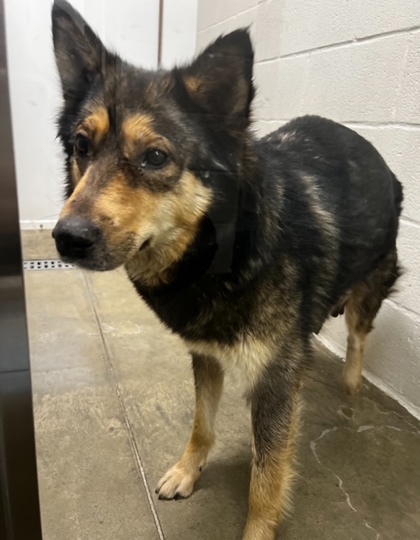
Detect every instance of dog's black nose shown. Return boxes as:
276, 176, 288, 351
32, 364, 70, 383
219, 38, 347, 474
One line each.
52, 216, 100, 260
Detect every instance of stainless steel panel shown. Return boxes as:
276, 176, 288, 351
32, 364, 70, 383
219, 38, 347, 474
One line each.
0, 0, 29, 374
0, 0, 43, 537
0, 372, 43, 539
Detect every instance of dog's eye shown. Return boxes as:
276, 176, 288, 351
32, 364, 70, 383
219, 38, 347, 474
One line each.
74, 134, 90, 156
142, 149, 168, 169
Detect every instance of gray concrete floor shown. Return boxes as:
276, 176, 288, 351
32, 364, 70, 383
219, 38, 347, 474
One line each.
22, 229, 420, 540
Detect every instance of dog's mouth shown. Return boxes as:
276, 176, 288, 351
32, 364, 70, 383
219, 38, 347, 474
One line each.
52, 216, 155, 271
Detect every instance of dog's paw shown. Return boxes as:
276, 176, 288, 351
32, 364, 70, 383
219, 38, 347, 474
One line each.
155, 463, 200, 500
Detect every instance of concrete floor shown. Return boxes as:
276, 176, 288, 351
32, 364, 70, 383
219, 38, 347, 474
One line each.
22, 229, 420, 540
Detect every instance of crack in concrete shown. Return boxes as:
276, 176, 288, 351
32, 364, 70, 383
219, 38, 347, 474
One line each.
357, 424, 404, 434
310, 427, 357, 512
337, 402, 420, 436
365, 520, 380, 539
370, 401, 420, 435
337, 405, 354, 420
310, 426, 381, 538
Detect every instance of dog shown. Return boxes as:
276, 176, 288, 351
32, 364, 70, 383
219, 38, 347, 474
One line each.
51, 1, 403, 538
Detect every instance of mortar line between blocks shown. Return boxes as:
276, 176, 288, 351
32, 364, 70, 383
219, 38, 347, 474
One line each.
198, 4, 257, 33
257, 24, 420, 63
82, 272, 166, 540
257, 119, 420, 130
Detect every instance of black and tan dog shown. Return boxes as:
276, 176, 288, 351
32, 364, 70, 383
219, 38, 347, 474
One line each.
51, 1, 402, 538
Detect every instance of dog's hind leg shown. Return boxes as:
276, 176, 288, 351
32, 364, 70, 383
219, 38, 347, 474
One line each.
243, 356, 303, 540
156, 354, 224, 500
343, 248, 400, 395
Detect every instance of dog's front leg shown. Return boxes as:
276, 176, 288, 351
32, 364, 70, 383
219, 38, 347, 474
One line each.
243, 359, 302, 540
156, 353, 224, 500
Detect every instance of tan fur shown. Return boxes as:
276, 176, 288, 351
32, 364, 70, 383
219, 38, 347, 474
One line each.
244, 398, 302, 540
188, 358, 224, 453
299, 174, 340, 327
156, 357, 224, 499
60, 150, 212, 278
231, 82, 250, 116
343, 331, 366, 395
184, 70, 248, 117
343, 291, 368, 395
94, 174, 161, 236
342, 250, 399, 394
300, 174, 337, 240
59, 167, 91, 218
125, 171, 213, 286
71, 158, 82, 185
122, 113, 173, 159
183, 75, 201, 96
80, 106, 110, 144
185, 337, 275, 393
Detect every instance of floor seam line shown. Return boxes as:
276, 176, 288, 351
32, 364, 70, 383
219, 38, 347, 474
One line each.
83, 272, 166, 540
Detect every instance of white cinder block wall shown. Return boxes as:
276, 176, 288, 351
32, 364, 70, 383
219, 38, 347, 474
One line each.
197, 0, 420, 418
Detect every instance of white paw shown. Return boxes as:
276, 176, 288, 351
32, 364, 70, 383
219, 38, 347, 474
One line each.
155, 463, 200, 500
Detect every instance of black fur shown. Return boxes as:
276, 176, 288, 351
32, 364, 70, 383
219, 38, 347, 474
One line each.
135, 115, 402, 342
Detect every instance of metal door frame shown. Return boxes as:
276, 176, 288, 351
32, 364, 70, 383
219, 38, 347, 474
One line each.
0, 0, 43, 537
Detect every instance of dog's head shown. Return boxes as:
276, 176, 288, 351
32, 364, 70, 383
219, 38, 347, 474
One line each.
51, 0, 254, 284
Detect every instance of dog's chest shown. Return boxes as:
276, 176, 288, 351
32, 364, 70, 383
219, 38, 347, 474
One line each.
185, 336, 274, 391
134, 275, 255, 341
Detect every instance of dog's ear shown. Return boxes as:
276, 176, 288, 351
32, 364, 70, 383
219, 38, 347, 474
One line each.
181, 29, 254, 121
52, 0, 106, 102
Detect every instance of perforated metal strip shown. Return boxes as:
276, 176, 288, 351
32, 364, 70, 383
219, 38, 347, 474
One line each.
23, 259, 75, 271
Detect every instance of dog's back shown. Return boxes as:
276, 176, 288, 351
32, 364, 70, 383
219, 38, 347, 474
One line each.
254, 115, 402, 334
